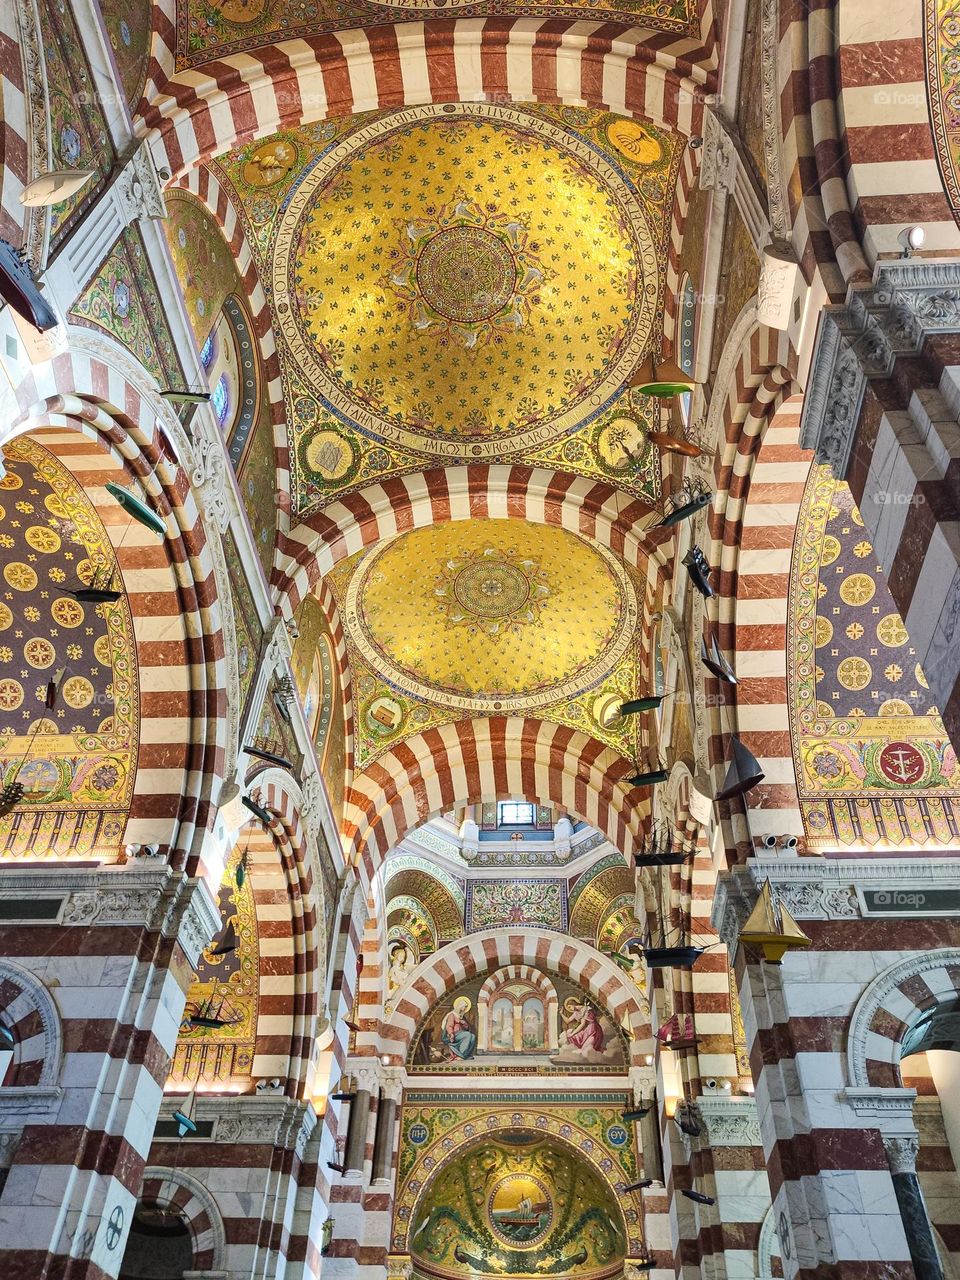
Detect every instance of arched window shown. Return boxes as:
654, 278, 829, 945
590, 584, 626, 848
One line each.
211, 373, 230, 428
199, 331, 216, 370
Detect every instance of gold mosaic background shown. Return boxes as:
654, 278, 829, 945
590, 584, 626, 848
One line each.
213, 103, 681, 518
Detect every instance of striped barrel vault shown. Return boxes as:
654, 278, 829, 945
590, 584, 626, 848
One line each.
720, 396, 812, 851
138, 20, 715, 181
7, 343, 231, 875
248, 773, 325, 1094
773, 0, 960, 300
342, 718, 650, 887
836, 0, 960, 259
0, 0, 28, 249
704, 322, 801, 860
273, 465, 671, 615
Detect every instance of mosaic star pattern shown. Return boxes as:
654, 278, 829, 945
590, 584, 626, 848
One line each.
789, 465, 960, 849
344, 521, 637, 713
0, 437, 139, 859
214, 104, 676, 515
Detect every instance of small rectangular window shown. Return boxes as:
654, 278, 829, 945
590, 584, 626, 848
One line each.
498, 802, 535, 826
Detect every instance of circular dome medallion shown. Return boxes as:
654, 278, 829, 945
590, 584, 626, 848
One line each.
345, 521, 638, 714
453, 559, 530, 619
275, 104, 658, 461
488, 1174, 553, 1249
416, 226, 518, 325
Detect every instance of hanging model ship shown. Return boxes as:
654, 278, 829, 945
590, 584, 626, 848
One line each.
738, 879, 811, 964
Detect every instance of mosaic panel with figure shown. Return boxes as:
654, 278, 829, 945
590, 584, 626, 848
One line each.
409, 968, 628, 1074
396, 1097, 644, 1265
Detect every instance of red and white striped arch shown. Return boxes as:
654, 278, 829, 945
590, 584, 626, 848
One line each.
0, 961, 62, 1088
244, 771, 325, 1093
139, 1167, 225, 1272
847, 949, 960, 1089
342, 717, 647, 885
702, 314, 801, 858
274, 465, 669, 616
773, 0, 960, 299
378, 928, 652, 1065
6, 338, 230, 876
140, 21, 714, 180
0, 0, 29, 248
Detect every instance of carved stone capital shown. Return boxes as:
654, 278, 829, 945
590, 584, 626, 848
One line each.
695, 1095, 763, 1147
884, 1134, 921, 1175
190, 411, 237, 535
699, 110, 737, 197
387, 1255, 414, 1280
114, 142, 167, 226
800, 261, 960, 477
353, 1060, 382, 1094
261, 615, 294, 673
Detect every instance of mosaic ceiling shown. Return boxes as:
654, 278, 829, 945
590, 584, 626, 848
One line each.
0, 437, 139, 860
405, 1132, 626, 1278
213, 103, 681, 517
327, 520, 648, 766
926, 0, 960, 227
789, 465, 960, 850
176, 0, 696, 70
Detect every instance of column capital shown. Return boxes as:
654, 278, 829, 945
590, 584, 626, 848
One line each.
799, 259, 960, 477
883, 1134, 921, 1175
695, 1095, 763, 1147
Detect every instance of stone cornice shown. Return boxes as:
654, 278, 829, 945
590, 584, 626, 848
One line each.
799, 259, 960, 476
712, 857, 960, 948
159, 1094, 317, 1155
0, 865, 219, 966
693, 1095, 762, 1147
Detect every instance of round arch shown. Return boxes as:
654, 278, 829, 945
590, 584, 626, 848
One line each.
394, 1108, 645, 1261
377, 927, 653, 1066
136, 1166, 227, 1272
5, 332, 233, 874
273, 464, 669, 617
0, 959, 63, 1089
342, 717, 647, 885
847, 949, 960, 1089
142, 22, 713, 180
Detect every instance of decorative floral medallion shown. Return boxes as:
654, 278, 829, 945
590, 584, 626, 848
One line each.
435, 546, 550, 638
387, 198, 545, 348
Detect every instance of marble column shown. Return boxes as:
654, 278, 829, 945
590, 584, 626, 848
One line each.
372, 1077, 402, 1185
344, 1084, 373, 1176
884, 1135, 944, 1280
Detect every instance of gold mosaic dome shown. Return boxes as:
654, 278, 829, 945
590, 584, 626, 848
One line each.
344, 520, 638, 712
274, 104, 659, 462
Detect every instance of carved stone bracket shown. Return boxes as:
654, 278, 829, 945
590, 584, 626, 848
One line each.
700, 110, 737, 197
160, 1095, 316, 1152
800, 260, 960, 476
695, 1095, 763, 1147
190, 409, 238, 535
113, 142, 167, 226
